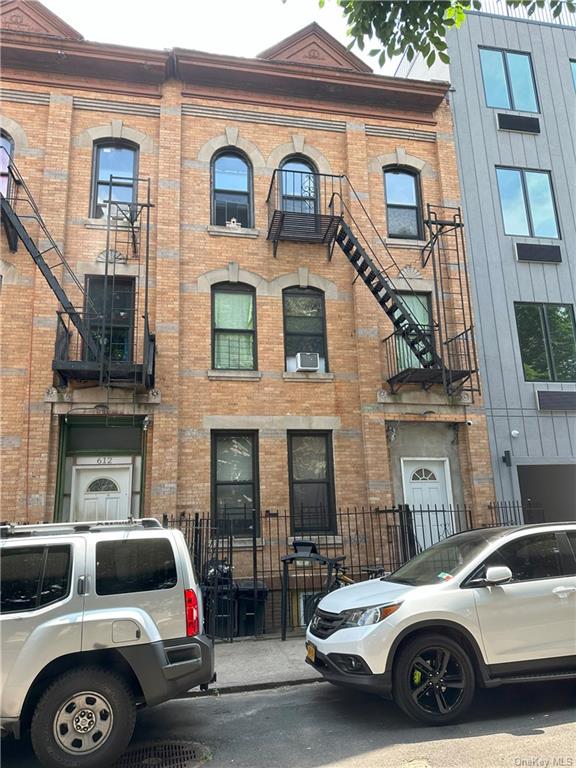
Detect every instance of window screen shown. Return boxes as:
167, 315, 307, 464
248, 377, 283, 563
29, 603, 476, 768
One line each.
96, 539, 177, 595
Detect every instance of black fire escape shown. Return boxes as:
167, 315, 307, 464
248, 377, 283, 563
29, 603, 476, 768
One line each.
0, 150, 155, 392
266, 168, 479, 398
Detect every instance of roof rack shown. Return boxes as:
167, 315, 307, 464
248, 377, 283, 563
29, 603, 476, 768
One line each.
0, 517, 162, 539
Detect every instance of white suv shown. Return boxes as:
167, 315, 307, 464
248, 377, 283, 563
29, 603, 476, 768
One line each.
0, 519, 214, 768
306, 523, 576, 724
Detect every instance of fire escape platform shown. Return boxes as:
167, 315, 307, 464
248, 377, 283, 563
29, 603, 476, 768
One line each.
267, 209, 340, 245
386, 366, 473, 388
52, 360, 146, 385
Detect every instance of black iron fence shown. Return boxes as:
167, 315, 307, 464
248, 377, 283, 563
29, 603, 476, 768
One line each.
164, 501, 542, 641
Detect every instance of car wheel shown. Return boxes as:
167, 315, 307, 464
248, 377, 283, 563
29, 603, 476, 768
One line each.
392, 633, 475, 725
30, 667, 136, 768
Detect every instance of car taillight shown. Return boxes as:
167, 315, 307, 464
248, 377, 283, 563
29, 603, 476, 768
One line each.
184, 589, 199, 637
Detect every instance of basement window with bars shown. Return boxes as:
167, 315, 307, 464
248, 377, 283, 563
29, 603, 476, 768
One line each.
212, 283, 256, 370
211, 151, 252, 228
288, 431, 336, 535
212, 432, 259, 537
283, 287, 328, 372
384, 168, 422, 240
91, 140, 138, 220
514, 302, 576, 382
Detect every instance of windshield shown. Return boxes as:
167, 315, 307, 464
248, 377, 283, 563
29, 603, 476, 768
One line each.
386, 529, 509, 587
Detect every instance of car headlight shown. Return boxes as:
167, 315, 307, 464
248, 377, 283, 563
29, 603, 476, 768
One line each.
342, 602, 402, 627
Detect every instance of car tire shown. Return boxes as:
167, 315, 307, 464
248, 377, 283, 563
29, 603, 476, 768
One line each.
392, 633, 475, 725
30, 666, 136, 768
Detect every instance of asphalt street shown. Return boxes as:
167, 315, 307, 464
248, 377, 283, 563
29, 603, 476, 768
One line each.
2, 679, 575, 768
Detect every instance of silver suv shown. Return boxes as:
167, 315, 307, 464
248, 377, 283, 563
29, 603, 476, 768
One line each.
0, 519, 214, 768
306, 523, 576, 724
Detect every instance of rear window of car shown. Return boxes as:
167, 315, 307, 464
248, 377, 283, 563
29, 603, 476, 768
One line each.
0, 545, 72, 613
95, 538, 178, 595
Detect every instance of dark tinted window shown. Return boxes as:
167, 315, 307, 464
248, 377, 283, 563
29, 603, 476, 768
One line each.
96, 539, 177, 595
565, 531, 576, 571
484, 533, 564, 581
0, 545, 71, 613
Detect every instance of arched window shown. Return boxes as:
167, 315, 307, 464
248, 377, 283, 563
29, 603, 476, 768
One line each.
280, 157, 317, 214
91, 140, 138, 219
0, 131, 14, 198
283, 287, 327, 372
212, 282, 256, 370
212, 151, 252, 228
384, 168, 422, 240
87, 478, 120, 493
411, 468, 437, 482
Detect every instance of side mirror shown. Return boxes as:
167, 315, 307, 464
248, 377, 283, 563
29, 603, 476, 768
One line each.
485, 565, 513, 585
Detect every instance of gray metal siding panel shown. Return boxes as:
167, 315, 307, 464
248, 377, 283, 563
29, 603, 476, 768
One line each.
448, 14, 576, 496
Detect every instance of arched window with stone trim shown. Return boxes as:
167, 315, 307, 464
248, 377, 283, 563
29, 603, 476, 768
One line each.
211, 150, 252, 228
91, 139, 138, 219
280, 156, 318, 214
383, 167, 422, 240
0, 131, 14, 198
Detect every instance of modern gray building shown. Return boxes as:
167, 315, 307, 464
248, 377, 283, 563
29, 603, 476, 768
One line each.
397, 5, 576, 522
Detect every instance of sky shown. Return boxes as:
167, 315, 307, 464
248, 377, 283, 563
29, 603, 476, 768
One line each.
42, 0, 393, 73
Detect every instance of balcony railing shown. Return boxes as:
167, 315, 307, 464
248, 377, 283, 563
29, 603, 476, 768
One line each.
266, 169, 343, 255
54, 310, 155, 389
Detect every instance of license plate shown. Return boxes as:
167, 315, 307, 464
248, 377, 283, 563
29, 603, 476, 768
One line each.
306, 642, 316, 663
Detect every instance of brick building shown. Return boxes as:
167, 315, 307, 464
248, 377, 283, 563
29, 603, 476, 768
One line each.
1, 1, 496, 544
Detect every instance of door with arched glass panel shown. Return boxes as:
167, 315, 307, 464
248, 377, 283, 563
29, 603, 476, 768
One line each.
71, 464, 132, 521
402, 459, 454, 552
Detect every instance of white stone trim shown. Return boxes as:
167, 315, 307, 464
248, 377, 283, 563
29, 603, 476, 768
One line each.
196, 131, 266, 172
196, 264, 338, 299
266, 138, 333, 175
0, 115, 28, 153
369, 148, 429, 174
73, 120, 155, 153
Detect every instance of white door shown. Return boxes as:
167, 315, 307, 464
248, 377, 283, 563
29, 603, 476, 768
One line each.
402, 459, 454, 551
71, 465, 132, 522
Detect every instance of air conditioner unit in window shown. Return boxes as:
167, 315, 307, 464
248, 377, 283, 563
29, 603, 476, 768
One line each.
295, 352, 320, 372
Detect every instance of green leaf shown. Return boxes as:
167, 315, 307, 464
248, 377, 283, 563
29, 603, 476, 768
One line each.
438, 50, 450, 64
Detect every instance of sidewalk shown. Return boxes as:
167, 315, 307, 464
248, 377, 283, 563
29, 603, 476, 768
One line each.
187, 636, 323, 696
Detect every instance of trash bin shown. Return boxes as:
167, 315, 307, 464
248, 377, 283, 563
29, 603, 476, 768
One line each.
236, 579, 268, 637
202, 559, 237, 640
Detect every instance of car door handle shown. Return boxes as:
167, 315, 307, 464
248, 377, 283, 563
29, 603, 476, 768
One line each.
552, 586, 576, 599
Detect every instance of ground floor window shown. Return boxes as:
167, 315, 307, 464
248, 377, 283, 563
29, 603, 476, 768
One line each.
288, 431, 336, 535
212, 432, 259, 537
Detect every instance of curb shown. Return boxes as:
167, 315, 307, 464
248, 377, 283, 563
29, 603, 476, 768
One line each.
180, 676, 326, 699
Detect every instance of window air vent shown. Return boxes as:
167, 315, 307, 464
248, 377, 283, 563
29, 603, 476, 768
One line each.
536, 391, 576, 411
497, 113, 540, 134
295, 352, 320, 372
516, 243, 562, 263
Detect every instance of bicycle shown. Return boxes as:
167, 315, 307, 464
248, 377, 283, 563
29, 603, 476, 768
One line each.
303, 561, 389, 624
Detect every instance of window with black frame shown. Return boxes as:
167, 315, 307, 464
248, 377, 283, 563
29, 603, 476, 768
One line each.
395, 293, 433, 370
514, 302, 576, 382
496, 167, 559, 238
212, 283, 256, 370
283, 287, 327, 372
280, 157, 317, 214
479, 48, 539, 113
84, 276, 135, 363
212, 432, 259, 537
91, 141, 138, 219
212, 151, 252, 228
288, 432, 336, 535
0, 131, 14, 198
384, 168, 422, 239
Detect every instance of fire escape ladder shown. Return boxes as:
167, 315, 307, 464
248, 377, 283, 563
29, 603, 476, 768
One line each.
422, 204, 479, 396
334, 220, 442, 370
0, 154, 98, 359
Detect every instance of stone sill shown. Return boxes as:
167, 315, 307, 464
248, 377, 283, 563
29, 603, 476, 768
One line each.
84, 218, 131, 230
385, 238, 428, 249
207, 369, 262, 381
283, 372, 334, 383
288, 535, 343, 547
231, 537, 264, 549
207, 225, 260, 238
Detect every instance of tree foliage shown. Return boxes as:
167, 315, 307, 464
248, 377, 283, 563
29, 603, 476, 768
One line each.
322, 1, 576, 67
